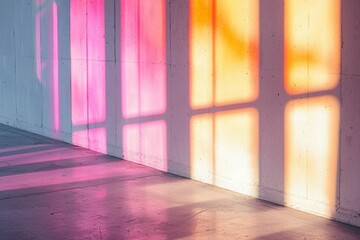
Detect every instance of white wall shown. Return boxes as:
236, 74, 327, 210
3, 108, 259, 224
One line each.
0, 0, 359, 227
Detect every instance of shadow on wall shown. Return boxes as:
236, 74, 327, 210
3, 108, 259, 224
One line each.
0, 0, 360, 227
336, 0, 360, 226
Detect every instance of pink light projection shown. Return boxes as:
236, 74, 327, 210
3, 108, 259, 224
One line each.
70, 0, 107, 152
52, 2, 59, 131
120, 0, 167, 170
35, 0, 44, 82
87, 0, 106, 123
36, 11, 41, 81
72, 129, 89, 149
120, 0, 166, 119
0, 145, 102, 168
0, 161, 137, 192
123, 121, 167, 171
70, 0, 87, 126
72, 128, 107, 153
36, 0, 60, 131
88, 128, 107, 153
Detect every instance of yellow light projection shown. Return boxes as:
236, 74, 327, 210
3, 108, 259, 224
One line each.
190, 113, 212, 182
284, 0, 340, 94
284, 0, 341, 216
285, 96, 340, 210
190, 0, 259, 109
215, 109, 259, 189
190, 109, 259, 195
189, 0, 213, 109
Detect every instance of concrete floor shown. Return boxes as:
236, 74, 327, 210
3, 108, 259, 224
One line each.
0, 124, 359, 240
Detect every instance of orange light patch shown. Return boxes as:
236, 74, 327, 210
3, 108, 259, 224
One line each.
190, 0, 259, 109
214, 0, 259, 106
189, 0, 214, 109
284, 0, 340, 94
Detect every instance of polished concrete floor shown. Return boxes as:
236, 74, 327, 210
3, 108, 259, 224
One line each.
0, 124, 359, 240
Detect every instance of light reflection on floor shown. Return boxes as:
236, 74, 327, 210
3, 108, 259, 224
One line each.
0, 124, 360, 239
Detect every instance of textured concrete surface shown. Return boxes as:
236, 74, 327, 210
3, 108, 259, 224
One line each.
0, 124, 360, 240
1, 1, 360, 226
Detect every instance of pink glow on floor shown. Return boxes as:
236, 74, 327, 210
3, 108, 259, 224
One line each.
0, 162, 144, 192
0, 146, 102, 168
0, 144, 51, 154
120, 0, 166, 119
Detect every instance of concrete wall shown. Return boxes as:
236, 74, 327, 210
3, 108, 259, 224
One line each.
0, 0, 359, 227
